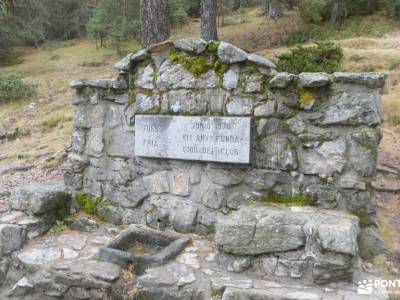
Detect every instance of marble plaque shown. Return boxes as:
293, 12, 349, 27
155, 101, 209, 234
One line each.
135, 115, 251, 163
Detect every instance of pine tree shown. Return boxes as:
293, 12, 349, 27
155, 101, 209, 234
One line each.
330, 0, 347, 26
201, 0, 218, 41
140, 0, 170, 48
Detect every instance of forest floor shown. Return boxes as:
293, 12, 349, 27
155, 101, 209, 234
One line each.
0, 7, 399, 272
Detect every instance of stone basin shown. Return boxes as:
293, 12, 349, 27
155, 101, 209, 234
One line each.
97, 225, 191, 274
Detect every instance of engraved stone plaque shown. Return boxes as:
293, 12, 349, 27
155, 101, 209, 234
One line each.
135, 115, 252, 164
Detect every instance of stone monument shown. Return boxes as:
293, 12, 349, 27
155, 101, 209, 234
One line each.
59, 38, 388, 298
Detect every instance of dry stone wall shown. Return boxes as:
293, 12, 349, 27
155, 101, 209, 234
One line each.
64, 38, 385, 241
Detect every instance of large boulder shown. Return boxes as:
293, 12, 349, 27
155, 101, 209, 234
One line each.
321, 84, 382, 126
10, 181, 71, 215
215, 205, 359, 257
215, 206, 306, 255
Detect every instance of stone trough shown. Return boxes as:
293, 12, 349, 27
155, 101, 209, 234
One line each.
97, 225, 191, 274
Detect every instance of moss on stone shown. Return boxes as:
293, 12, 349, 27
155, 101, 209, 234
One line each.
78, 87, 93, 98
299, 87, 316, 108
207, 41, 220, 53
128, 89, 136, 105
169, 47, 229, 81
150, 71, 159, 83
76, 192, 113, 215
76, 192, 98, 215
261, 191, 317, 207
140, 106, 161, 115
352, 207, 373, 228
213, 59, 229, 79
97, 198, 113, 208
169, 48, 211, 77
239, 62, 265, 90
355, 128, 378, 150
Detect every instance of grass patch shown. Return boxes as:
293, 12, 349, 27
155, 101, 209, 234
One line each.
382, 96, 400, 127
286, 17, 393, 46
39, 110, 74, 132
78, 60, 106, 67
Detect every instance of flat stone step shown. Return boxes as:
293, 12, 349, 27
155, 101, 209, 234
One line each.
215, 205, 359, 284
10, 181, 71, 215
215, 205, 359, 256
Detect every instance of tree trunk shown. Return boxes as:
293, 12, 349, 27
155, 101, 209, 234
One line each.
140, 0, 170, 48
201, 0, 218, 41
217, 0, 225, 27
330, 0, 347, 27
264, 0, 282, 19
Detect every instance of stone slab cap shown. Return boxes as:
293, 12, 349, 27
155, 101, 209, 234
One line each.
146, 40, 174, 53
299, 72, 331, 87
269, 72, 296, 88
218, 41, 248, 64
174, 38, 207, 54
247, 53, 276, 69
113, 49, 148, 71
333, 72, 386, 88
10, 181, 71, 215
215, 205, 359, 256
69, 77, 128, 90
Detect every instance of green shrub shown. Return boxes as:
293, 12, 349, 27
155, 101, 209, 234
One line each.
276, 41, 343, 74
0, 50, 23, 66
299, 0, 330, 23
0, 75, 36, 102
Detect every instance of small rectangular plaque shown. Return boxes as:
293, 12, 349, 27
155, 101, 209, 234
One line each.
135, 115, 251, 164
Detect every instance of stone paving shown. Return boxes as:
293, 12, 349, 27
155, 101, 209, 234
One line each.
0, 183, 390, 299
